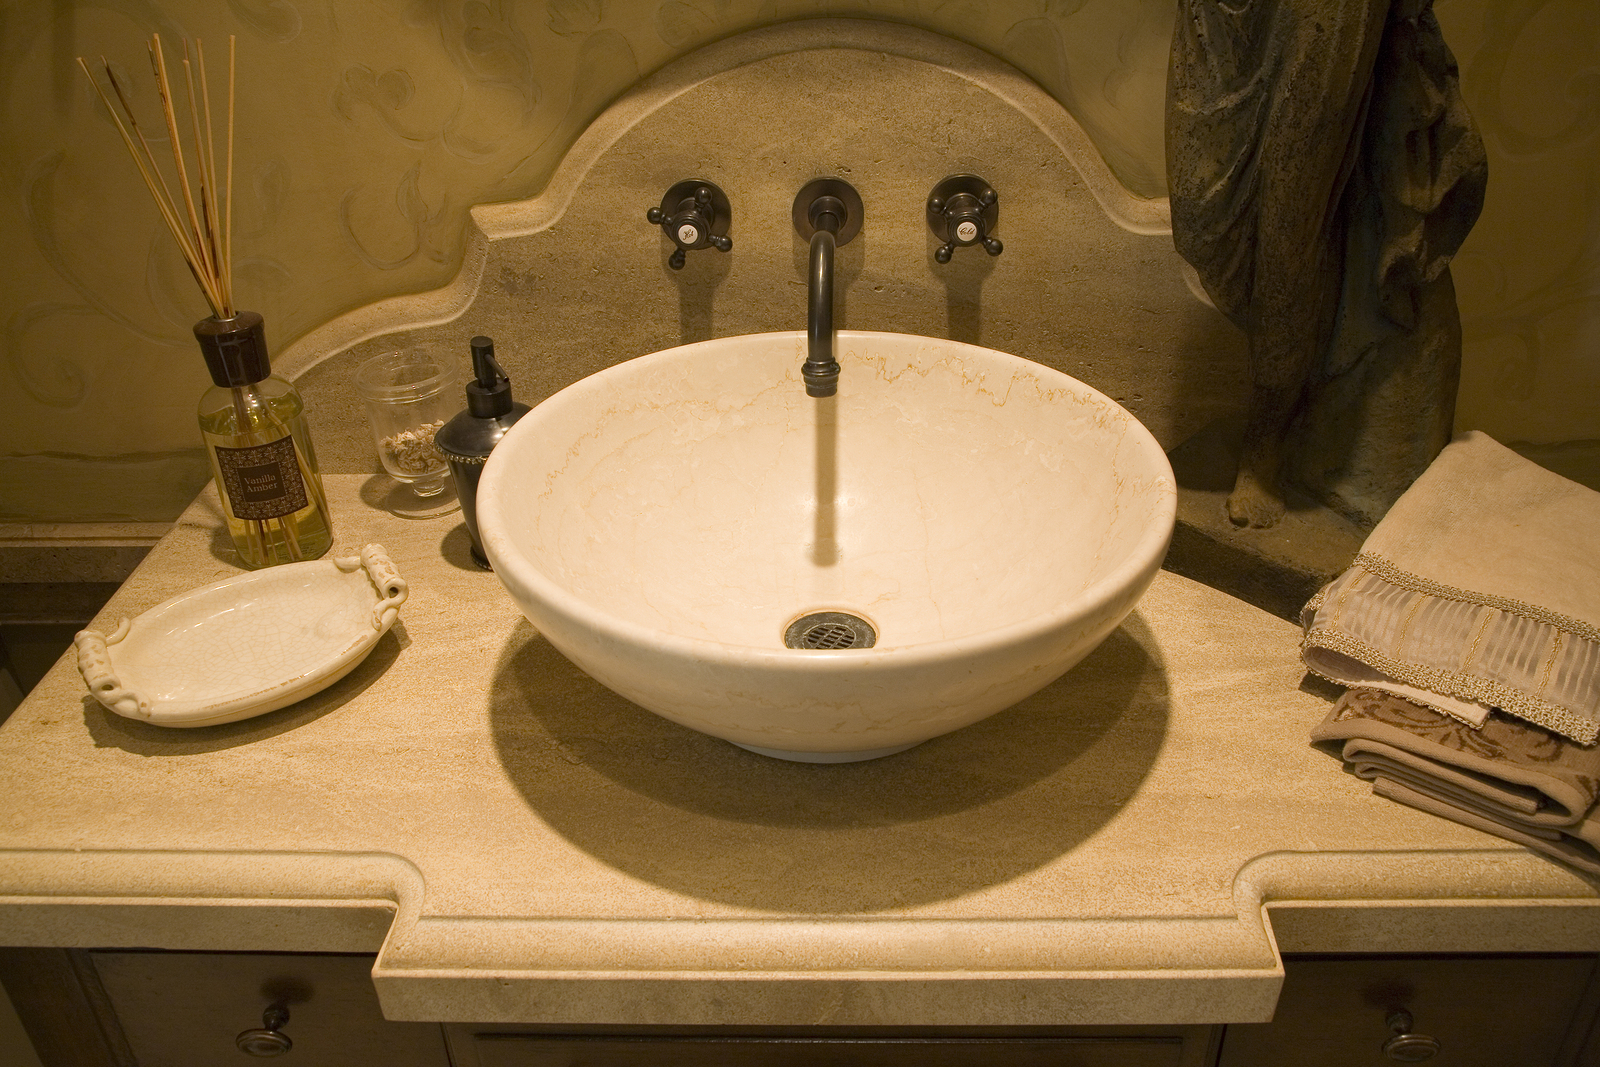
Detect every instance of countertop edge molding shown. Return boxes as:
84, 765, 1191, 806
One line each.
3, 846, 1598, 1025
1239, 848, 1600, 955
373, 973, 1281, 1028
272, 17, 1170, 383
1236, 848, 1600, 912
0, 849, 420, 953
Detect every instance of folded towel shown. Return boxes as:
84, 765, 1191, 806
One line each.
1313, 688, 1600, 876
1301, 431, 1600, 743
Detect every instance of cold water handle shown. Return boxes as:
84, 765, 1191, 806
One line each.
927, 173, 1002, 263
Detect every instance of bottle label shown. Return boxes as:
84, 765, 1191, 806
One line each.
214, 437, 308, 520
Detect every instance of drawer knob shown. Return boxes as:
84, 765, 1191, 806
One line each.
236, 1005, 293, 1057
1383, 1010, 1441, 1061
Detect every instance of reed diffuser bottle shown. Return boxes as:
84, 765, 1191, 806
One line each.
79, 34, 333, 568
196, 312, 332, 568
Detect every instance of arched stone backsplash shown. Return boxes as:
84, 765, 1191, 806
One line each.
286, 20, 1241, 480
0, 0, 1594, 521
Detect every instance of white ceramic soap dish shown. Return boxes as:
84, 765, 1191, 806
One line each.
75, 544, 408, 728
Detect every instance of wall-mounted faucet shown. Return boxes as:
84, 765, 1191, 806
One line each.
791, 178, 863, 398
646, 179, 733, 270
926, 174, 1002, 263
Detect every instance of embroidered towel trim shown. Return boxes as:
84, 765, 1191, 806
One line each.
1300, 431, 1600, 745
1312, 689, 1600, 875
1303, 553, 1600, 743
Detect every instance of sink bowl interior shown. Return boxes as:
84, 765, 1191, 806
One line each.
479, 331, 1175, 761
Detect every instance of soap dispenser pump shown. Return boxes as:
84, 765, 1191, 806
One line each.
434, 335, 530, 569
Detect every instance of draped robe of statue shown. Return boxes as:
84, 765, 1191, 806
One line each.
1167, 0, 1488, 530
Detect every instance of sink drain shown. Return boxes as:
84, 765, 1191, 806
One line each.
784, 611, 877, 650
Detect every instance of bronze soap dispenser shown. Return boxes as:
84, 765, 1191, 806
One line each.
434, 335, 530, 569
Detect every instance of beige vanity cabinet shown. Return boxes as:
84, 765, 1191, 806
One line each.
1216, 954, 1600, 1067
445, 1029, 1223, 1067
90, 950, 452, 1067
0, 949, 451, 1067
7, 949, 1600, 1067
444, 954, 1600, 1067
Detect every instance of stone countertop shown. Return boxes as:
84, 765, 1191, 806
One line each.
0, 476, 1596, 1027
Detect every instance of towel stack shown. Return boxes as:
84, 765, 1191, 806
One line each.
1302, 432, 1600, 874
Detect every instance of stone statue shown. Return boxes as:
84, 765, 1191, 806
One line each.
1167, 0, 1488, 530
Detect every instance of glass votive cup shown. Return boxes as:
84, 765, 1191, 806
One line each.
355, 347, 455, 498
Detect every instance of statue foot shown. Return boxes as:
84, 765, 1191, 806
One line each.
1227, 475, 1286, 529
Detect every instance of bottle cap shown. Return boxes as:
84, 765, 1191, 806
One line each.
195, 312, 270, 387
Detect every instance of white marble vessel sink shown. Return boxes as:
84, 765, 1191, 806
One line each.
478, 332, 1175, 761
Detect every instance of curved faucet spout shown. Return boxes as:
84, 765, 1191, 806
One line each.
792, 179, 862, 399
804, 204, 842, 398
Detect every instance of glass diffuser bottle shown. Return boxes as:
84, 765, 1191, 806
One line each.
80, 36, 326, 568
195, 312, 333, 568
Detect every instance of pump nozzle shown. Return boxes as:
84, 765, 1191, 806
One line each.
466, 335, 513, 417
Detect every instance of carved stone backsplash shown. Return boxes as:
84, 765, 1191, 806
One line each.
0, 0, 1593, 521
285, 21, 1243, 477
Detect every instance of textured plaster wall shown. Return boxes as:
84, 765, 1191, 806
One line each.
1436, 0, 1600, 451
0, 0, 1593, 522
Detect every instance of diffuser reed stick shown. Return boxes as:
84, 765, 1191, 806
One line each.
77, 34, 234, 318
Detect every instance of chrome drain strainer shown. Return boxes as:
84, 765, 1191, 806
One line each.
784, 611, 877, 650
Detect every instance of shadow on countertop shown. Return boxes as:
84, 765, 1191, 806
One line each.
489, 612, 1170, 913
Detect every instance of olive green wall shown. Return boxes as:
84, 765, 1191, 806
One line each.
0, 0, 1594, 521
1438, 0, 1599, 456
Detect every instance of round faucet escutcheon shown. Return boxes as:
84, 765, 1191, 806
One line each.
646, 179, 732, 270
791, 178, 863, 245
927, 174, 1002, 263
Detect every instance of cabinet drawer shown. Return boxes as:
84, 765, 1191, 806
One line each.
456, 1032, 1216, 1067
91, 951, 449, 1067
1218, 954, 1599, 1067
